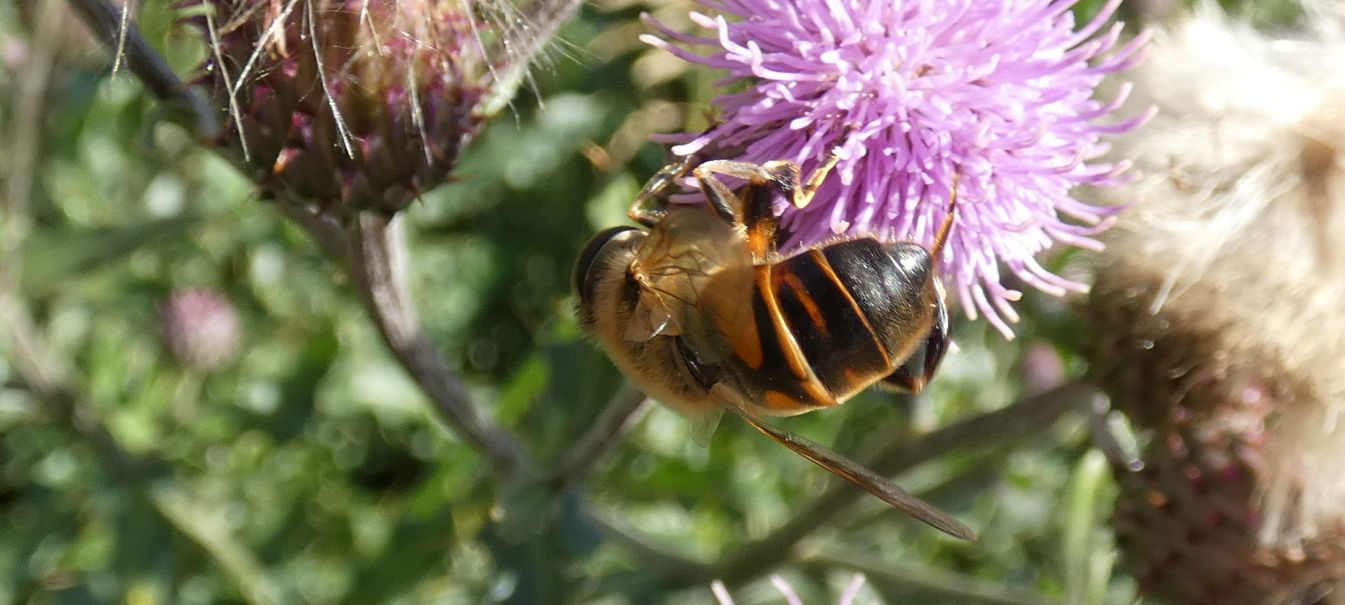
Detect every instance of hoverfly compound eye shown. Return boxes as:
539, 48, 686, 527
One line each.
574, 226, 642, 306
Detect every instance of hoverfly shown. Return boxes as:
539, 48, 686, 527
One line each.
574, 151, 971, 541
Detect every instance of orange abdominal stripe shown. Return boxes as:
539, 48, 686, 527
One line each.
809, 249, 891, 369
765, 246, 899, 401
763, 389, 803, 411
772, 268, 827, 333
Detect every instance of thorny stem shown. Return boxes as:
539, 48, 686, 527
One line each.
64, 0, 538, 478
549, 381, 652, 492
800, 550, 1057, 605
702, 380, 1093, 586
347, 213, 534, 476
65, 0, 220, 138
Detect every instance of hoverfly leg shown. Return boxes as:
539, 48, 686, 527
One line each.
795, 149, 842, 210
630, 155, 698, 227
693, 160, 794, 258
627, 205, 668, 229
931, 174, 959, 259
920, 290, 952, 389
693, 164, 743, 224
882, 365, 923, 395
692, 160, 775, 224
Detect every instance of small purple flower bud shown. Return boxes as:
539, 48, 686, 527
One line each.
161, 289, 240, 372
645, 0, 1152, 337
1018, 342, 1066, 394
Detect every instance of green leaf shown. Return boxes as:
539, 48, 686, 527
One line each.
1061, 449, 1112, 605
20, 215, 200, 295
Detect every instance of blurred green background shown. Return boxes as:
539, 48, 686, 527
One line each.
0, 0, 1299, 603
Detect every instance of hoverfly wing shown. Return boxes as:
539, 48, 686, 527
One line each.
633, 209, 751, 346
710, 384, 976, 542
689, 263, 756, 364
687, 407, 724, 447
624, 290, 679, 342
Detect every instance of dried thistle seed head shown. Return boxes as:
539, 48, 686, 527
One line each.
1086, 7, 1345, 603
161, 289, 241, 373
183, 0, 510, 215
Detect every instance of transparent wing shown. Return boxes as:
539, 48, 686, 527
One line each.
709, 383, 976, 541
627, 209, 751, 348
686, 407, 724, 447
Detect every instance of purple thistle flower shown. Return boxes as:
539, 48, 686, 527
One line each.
644, 0, 1152, 336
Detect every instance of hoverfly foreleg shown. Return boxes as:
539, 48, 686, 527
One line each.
930, 173, 959, 260
693, 160, 794, 258
694, 143, 844, 221
691, 160, 768, 225
796, 149, 842, 210
630, 154, 699, 227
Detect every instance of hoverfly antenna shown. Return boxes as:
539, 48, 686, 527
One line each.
929, 173, 959, 262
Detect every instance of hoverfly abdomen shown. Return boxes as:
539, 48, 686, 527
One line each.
736, 239, 940, 410
767, 246, 898, 400
821, 241, 939, 364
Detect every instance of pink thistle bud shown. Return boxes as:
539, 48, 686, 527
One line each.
161, 289, 241, 372
183, 0, 509, 215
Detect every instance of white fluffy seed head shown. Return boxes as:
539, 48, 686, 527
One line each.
1094, 3, 1345, 551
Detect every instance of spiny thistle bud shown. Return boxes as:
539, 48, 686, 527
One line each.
1087, 8, 1345, 603
161, 289, 241, 372
182, 0, 508, 215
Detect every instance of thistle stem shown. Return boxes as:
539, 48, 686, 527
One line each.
800, 550, 1056, 605
549, 381, 651, 492
347, 213, 534, 476
64, 0, 220, 138
705, 380, 1093, 586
